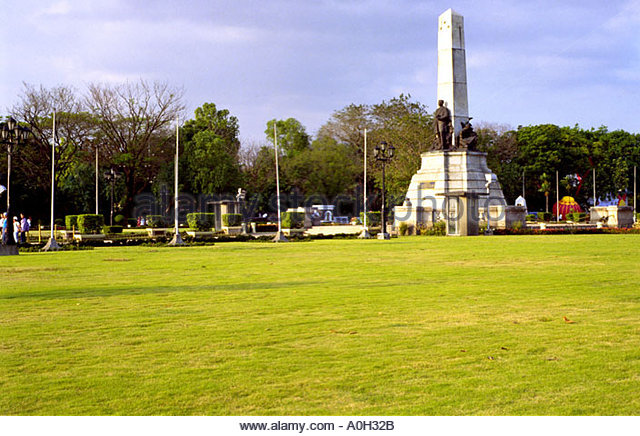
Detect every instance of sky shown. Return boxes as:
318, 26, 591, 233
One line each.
1, 0, 639, 144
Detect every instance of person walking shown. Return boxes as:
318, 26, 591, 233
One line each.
13, 216, 21, 244
20, 213, 30, 243
0, 213, 7, 244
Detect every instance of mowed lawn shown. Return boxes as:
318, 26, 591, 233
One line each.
1, 235, 639, 415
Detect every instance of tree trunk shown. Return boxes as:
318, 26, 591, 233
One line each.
545, 193, 549, 213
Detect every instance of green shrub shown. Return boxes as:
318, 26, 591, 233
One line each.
146, 215, 166, 228
525, 214, 537, 221
421, 220, 446, 236
538, 212, 552, 221
511, 220, 523, 230
114, 214, 126, 225
103, 225, 123, 234
360, 212, 381, 226
399, 222, 410, 236
566, 212, 587, 222
54, 218, 65, 227
77, 214, 105, 234
65, 215, 78, 230
222, 213, 242, 227
187, 213, 216, 231
434, 220, 446, 235
281, 212, 305, 229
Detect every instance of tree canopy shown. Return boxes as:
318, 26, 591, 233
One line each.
4, 84, 639, 222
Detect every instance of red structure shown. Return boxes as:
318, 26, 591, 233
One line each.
552, 196, 583, 219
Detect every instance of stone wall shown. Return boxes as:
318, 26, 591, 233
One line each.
589, 206, 634, 228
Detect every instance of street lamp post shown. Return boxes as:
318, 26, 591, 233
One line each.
1, 117, 31, 246
103, 168, 120, 226
374, 141, 395, 240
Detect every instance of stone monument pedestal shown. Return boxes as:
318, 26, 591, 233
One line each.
441, 192, 480, 236
394, 150, 523, 235
590, 206, 634, 228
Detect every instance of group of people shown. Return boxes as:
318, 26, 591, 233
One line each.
0, 213, 30, 244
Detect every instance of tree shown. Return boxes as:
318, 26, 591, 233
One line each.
317, 104, 371, 156
180, 103, 243, 196
85, 80, 184, 215
10, 84, 99, 218
516, 124, 590, 210
265, 118, 310, 157
368, 95, 434, 201
186, 131, 243, 195
287, 136, 360, 200
242, 144, 277, 214
316, 94, 434, 209
589, 129, 640, 202
538, 172, 551, 213
476, 123, 521, 203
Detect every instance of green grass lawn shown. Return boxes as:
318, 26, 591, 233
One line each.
1, 235, 639, 415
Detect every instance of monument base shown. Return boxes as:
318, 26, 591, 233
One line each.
442, 193, 480, 236
394, 151, 525, 235
480, 205, 527, 230
590, 206, 634, 228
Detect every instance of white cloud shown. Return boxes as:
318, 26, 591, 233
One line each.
604, 0, 640, 31
3, 0, 640, 138
40, 0, 71, 16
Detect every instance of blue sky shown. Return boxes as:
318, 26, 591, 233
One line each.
1, 0, 639, 143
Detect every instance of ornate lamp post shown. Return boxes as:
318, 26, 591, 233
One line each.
103, 168, 121, 226
374, 141, 395, 240
1, 117, 31, 246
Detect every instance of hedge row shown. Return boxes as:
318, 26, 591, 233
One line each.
566, 212, 588, 222
537, 212, 553, 221
281, 212, 305, 229
65, 215, 78, 230
222, 213, 242, 227
77, 214, 104, 234
187, 213, 216, 231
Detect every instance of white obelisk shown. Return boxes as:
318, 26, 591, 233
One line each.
437, 8, 469, 147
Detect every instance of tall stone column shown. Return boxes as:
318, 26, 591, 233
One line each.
437, 8, 469, 147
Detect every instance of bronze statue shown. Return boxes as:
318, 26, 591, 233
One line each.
432, 99, 452, 150
456, 119, 478, 151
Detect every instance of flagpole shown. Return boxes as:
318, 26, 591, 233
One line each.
272, 122, 287, 242
359, 129, 370, 238
168, 115, 185, 245
51, 110, 55, 239
556, 170, 560, 222
95, 146, 99, 215
593, 168, 596, 208
42, 110, 60, 251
